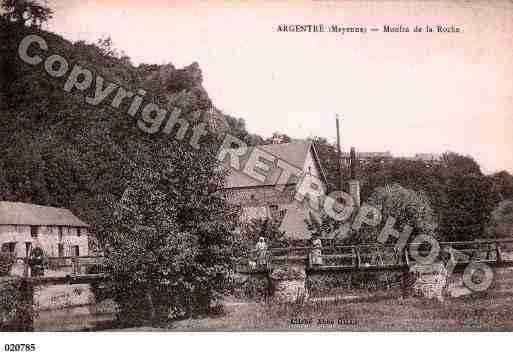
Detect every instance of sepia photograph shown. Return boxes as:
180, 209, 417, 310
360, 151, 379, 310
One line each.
0, 0, 512, 356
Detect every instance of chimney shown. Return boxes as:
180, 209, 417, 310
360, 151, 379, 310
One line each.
349, 147, 357, 180
335, 114, 343, 191
348, 147, 360, 207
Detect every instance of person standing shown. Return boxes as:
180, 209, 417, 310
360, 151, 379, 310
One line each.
311, 237, 323, 266
255, 236, 268, 268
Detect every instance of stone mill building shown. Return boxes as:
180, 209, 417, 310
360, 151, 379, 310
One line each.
222, 140, 329, 239
0, 201, 89, 258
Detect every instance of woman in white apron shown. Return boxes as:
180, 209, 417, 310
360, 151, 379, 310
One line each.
255, 237, 268, 267
311, 237, 323, 266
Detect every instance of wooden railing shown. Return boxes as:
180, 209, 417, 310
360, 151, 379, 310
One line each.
14, 255, 105, 278
238, 238, 513, 273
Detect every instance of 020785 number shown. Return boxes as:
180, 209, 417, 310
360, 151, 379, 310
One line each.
4, 344, 36, 352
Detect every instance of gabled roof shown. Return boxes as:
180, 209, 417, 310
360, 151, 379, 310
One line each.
223, 140, 328, 189
0, 202, 89, 227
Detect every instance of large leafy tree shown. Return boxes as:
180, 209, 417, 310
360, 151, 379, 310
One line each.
360, 183, 437, 245
356, 153, 499, 242
102, 139, 242, 324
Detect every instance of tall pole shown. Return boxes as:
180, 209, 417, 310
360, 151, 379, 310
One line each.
336, 114, 343, 191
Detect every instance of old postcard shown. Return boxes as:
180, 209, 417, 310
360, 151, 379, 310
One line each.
1, 0, 513, 352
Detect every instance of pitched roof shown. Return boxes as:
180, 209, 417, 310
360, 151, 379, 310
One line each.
0, 202, 89, 227
223, 140, 328, 189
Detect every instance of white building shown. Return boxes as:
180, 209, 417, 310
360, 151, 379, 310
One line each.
222, 140, 328, 239
0, 201, 89, 258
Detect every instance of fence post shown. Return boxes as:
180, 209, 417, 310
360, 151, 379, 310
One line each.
72, 257, 79, 275
23, 258, 29, 278
497, 244, 503, 264
401, 247, 411, 299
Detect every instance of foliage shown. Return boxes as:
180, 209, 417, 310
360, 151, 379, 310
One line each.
96, 36, 119, 59
309, 136, 343, 192
232, 275, 269, 301
0, 18, 247, 324
102, 141, 242, 324
269, 266, 306, 280
486, 200, 513, 238
1, 0, 53, 28
240, 217, 287, 249
263, 132, 291, 145
360, 183, 437, 244
222, 115, 263, 146
305, 210, 356, 246
0, 278, 34, 331
356, 153, 501, 242
490, 171, 513, 201
310, 136, 507, 242
306, 273, 401, 296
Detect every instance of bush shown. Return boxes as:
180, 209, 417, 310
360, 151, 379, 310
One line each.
101, 137, 242, 325
486, 200, 513, 238
269, 266, 306, 280
0, 278, 34, 331
307, 274, 350, 295
240, 217, 288, 250
343, 183, 437, 247
232, 275, 269, 301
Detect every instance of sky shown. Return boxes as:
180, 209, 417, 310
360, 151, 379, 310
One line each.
44, 0, 513, 174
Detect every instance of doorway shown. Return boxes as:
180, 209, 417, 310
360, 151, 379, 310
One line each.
71, 245, 80, 257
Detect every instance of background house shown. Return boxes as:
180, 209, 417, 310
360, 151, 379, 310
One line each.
222, 140, 328, 239
0, 201, 89, 258
340, 151, 393, 167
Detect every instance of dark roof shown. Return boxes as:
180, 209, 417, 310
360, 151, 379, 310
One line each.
0, 202, 89, 227
223, 140, 327, 189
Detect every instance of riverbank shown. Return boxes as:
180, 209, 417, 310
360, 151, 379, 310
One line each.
163, 292, 513, 331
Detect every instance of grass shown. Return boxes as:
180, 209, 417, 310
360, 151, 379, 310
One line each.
166, 291, 513, 331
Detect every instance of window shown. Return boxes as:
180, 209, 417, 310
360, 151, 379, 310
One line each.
47, 226, 53, 234
77, 228, 81, 237
250, 194, 256, 200
58, 243, 64, 257
269, 204, 279, 217
269, 205, 286, 223
1, 242, 16, 253
30, 226, 39, 238
71, 245, 79, 257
